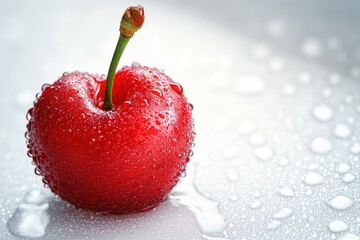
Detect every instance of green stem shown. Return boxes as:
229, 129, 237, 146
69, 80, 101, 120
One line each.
103, 35, 130, 110
103, 5, 144, 111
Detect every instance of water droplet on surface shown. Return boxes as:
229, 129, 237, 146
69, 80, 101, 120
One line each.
303, 172, 324, 185
267, 220, 282, 230
335, 163, 350, 173
310, 137, 333, 154
333, 123, 352, 138
235, 74, 266, 94
23, 189, 51, 205
273, 207, 293, 219
170, 82, 183, 95
169, 166, 226, 238
254, 146, 274, 161
302, 38, 322, 57
7, 190, 51, 239
342, 173, 356, 183
248, 200, 262, 209
277, 186, 295, 197
312, 104, 333, 121
327, 196, 354, 210
236, 120, 257, 135
328, 220, 348, 233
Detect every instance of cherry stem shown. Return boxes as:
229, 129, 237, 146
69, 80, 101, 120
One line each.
103, 36, 130, 110
103, 6, 145, 110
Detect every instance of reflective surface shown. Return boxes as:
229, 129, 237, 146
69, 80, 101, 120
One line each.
1, 0, 360, 239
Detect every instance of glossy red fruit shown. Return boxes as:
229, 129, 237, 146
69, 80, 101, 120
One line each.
26, 64, 195, 213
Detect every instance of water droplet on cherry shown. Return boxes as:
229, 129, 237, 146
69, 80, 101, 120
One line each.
131, 62, 141, 68
150, 89, 163, 97
41, 84, 50, 92
170, 82, 183, 94
26, 108, 33, 120
34, 168, 41, 176
188, 103, 194, 111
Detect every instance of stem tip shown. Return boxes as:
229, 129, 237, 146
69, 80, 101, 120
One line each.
120, 5, 145, 38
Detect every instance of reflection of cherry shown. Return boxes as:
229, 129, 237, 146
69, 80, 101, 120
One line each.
26, 5, 195, 213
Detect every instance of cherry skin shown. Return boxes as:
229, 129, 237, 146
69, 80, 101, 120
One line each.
26, 64, 195, 213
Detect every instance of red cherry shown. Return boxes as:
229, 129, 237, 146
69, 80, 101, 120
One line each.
26, 6, 195, 214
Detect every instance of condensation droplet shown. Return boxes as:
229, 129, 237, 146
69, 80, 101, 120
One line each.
327, 196, 354, 210
303, 172, 324, 185
328, 220, 348, 233
277, 186, 295, 197
150, 89, 163, 98
170, 82, 183, 95
335, 163, 350, 173
131, 62, 141, 68
342, 173, 356, 183
306, 162, 320, 171
333, 123, 352, 139
310, 137, 333, 154
267, 220, 282, 230
273, 207, 293, 219
312, 104, 333, 122
34, 168, 41, 176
